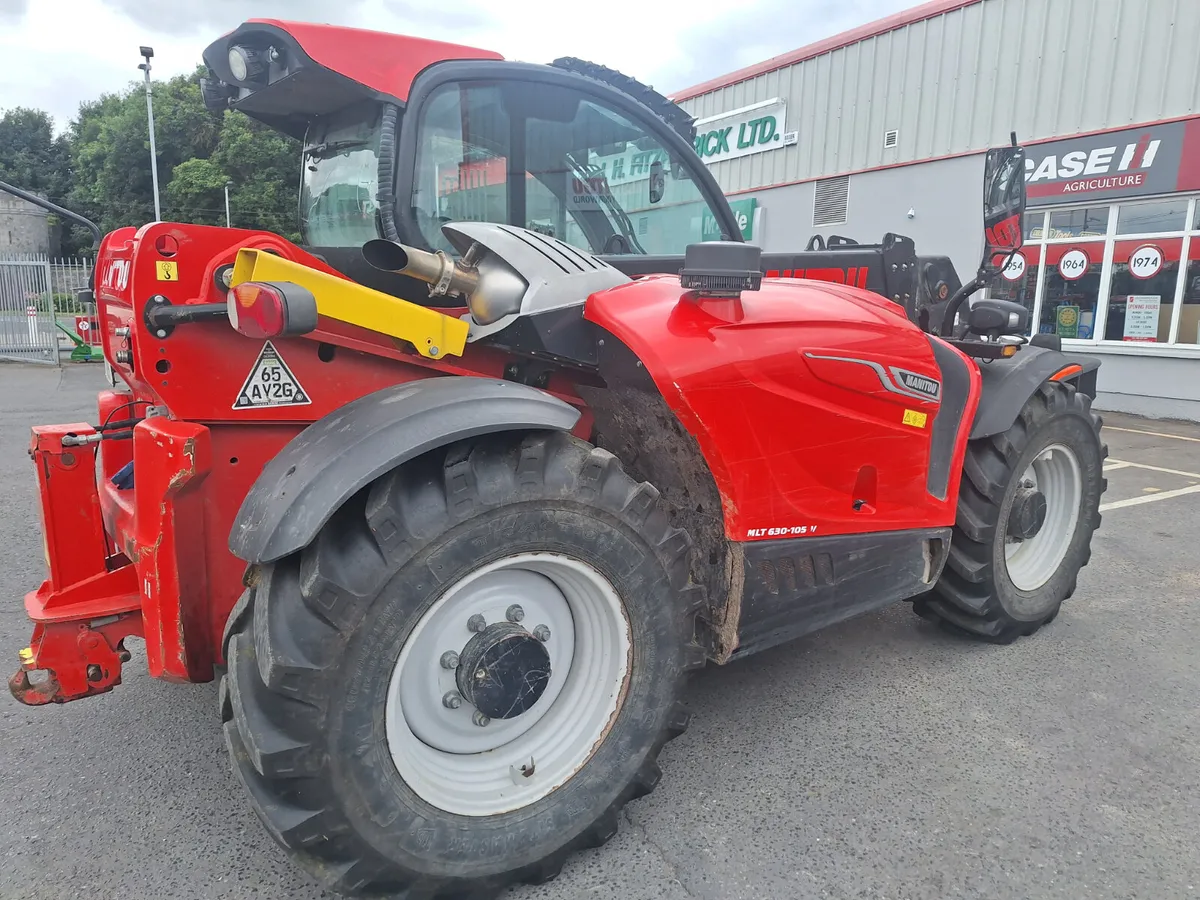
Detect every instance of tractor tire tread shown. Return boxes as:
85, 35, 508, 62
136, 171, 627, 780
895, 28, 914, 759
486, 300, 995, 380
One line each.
916, 381, 1104, 644
222, 430, 704, 898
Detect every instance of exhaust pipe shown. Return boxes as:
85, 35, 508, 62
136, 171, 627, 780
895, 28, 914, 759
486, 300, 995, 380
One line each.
362, 239, 479, 299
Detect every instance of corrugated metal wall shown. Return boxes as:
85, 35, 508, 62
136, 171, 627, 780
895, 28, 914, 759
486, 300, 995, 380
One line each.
679, 0, 1200, 192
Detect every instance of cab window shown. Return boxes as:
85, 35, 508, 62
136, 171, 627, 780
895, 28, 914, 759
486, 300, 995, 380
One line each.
301, 104, 383, 247
412, 79, 726, 256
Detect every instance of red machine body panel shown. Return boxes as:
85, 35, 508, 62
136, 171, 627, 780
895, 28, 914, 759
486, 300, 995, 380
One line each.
11, 222, 598, 702
585, 275, 982, 541
244, 19, 503, 101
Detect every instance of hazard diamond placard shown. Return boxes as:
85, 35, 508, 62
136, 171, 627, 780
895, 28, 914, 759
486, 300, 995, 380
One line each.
233, 341, 312, 409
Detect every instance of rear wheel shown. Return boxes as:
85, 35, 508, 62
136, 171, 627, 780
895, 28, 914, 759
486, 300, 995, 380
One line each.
220, 432, 704, 897
915, 381, 1106, 642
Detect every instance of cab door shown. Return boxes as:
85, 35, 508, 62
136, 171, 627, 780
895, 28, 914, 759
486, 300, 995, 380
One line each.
394, 61, 744, 275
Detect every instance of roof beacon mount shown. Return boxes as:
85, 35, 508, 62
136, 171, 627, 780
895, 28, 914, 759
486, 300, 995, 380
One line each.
679, 241, 763, 299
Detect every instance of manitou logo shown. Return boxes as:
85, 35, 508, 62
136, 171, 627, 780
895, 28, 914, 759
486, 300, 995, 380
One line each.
102, 258, 130, 292
893, 368, 941, 402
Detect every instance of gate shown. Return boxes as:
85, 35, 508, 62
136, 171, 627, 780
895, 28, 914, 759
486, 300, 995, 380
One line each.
0, 255, 60, 365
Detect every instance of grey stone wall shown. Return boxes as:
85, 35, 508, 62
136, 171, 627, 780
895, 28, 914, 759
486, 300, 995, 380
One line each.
0, 191, 53, 257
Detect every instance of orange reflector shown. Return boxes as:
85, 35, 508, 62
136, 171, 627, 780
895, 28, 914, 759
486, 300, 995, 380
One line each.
1002, 344, 1018, 357
1051, 364, 1083, 381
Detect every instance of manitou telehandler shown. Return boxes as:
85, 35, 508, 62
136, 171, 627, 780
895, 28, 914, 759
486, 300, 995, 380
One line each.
9, 19, 1106, 899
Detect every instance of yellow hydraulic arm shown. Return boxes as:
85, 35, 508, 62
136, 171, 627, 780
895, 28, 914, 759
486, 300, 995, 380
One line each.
231, 248, 469, 359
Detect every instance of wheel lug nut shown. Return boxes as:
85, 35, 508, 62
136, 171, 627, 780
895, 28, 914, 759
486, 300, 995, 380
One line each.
440, 651, 460, 669
533, 624, 551, 642
442, 691, 463, 710
506, 604, 525, 623
472, 711, 491, 727
467, 614, 486, 633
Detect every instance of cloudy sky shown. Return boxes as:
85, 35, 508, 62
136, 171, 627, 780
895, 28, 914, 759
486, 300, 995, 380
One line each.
0, 0, 914, 131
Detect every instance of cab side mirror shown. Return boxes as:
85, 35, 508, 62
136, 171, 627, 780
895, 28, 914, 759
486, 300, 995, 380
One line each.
981, 144, 1026, 274
649, 159, 665, 205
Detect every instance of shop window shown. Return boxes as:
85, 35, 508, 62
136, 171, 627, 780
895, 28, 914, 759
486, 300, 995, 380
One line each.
1047, 207, 1108, 240
1026, 211, 1048, 241
1179, 240, 1200, 345
1117, 198, 1189, 235
1194, 203, 1200, 231
986, 248, 1038, 333
1103, 238, 1182, 342
1039, 243, 1105, 338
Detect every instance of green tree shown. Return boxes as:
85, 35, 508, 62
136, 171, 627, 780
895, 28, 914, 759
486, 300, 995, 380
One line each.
0, 107, 74, 251
0, 107, 71, 199
68, 66, 301, 250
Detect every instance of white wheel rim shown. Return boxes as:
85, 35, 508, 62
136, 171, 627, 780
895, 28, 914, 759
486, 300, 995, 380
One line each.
385, 553, 631, 817
1003, 443, 1082, 592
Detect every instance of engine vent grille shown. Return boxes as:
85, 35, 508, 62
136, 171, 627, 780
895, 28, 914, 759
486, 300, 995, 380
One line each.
497, 224, 607, 273
813, 176, 850, 227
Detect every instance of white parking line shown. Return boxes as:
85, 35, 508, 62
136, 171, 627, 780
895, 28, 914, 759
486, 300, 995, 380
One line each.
1100, 483, 1200, 512
1104, 425, 1200, 443
1105, 459, 1200, 480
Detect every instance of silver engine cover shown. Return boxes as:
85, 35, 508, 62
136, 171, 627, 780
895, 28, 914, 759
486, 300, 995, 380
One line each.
441, 222, 630, 336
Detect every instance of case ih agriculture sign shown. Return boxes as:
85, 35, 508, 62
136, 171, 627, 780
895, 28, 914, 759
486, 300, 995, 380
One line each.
1024, 118, 1200, 205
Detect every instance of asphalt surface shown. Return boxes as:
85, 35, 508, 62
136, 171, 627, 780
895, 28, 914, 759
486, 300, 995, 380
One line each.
2, 362, 1199, 900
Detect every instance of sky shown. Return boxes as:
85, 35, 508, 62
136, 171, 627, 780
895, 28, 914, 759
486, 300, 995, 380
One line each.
0, 0, 916, 132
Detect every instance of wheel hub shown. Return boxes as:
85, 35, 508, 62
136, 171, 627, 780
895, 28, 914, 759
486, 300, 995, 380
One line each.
456, 622, 551, 720
1008, 485, 1048, 541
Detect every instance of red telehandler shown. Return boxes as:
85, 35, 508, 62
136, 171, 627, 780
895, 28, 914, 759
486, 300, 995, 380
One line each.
9, 19, 1106, 899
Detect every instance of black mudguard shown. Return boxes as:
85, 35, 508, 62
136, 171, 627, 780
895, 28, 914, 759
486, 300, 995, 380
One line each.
970, 344, 1100, 440
229, 377, 581, 564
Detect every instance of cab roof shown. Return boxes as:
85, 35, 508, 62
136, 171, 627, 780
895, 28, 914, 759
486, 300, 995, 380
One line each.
202, 20, 503, 137
240, 19, 503, 102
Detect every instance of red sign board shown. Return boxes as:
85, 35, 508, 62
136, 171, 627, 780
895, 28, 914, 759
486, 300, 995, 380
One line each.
1025, 117, 1200, 206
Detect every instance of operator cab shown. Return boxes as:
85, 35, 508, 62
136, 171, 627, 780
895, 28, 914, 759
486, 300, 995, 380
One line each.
201, 21, 744, 303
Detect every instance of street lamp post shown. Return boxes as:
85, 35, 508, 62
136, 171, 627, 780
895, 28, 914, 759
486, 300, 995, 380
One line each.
138, 46, 162, 222
225, 181, 234, 228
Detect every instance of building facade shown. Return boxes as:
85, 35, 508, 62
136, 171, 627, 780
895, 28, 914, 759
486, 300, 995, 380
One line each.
0, 189, 53, 257
673, 0, 1200, 421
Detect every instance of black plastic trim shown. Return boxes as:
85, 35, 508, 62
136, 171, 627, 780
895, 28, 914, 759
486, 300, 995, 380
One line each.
970, 345, 1101, 439
229, 377, 582, 563
732, 527, 952, 660
925, 336, 971, 500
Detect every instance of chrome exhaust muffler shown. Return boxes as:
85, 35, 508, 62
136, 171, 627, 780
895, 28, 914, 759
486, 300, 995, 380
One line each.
361, 238, 479, 299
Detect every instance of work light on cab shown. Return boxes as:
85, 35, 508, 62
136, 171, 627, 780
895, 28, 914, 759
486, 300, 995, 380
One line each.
228, 45, 266, 82
227, 281, 318, 339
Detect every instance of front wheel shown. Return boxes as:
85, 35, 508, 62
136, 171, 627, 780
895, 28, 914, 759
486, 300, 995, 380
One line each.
915, 381, 1106, 642
220, 432, 705, 897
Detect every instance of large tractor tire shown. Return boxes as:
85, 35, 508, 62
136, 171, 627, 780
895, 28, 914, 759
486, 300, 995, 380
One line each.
220, 432, 705, 898
915, 381, 1106, 643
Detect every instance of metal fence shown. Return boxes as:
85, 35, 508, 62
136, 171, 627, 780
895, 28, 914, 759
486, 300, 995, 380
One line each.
0, 255, 93, 365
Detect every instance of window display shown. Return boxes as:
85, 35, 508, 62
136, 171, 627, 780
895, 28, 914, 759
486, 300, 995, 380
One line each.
1103, 239, 1182, 342
1039, 243, 1105, 338
1046, 207, 1109, 239
1021, 195, 1198, 349
985, 249, 1038, 331
1180, 240, 1200, 345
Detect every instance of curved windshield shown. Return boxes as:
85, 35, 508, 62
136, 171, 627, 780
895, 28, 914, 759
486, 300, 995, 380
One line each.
300, 105, 383, 247
413, 81, 727, 256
